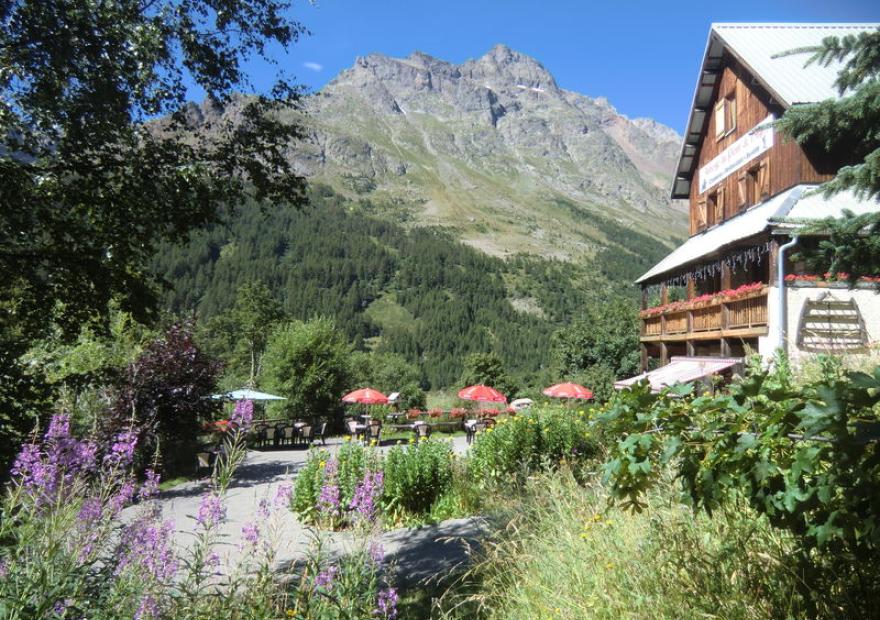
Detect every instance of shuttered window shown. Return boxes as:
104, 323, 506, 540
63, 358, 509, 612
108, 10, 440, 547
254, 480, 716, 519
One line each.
714, 101, 726, 139
737, 173, 748, 211
696, 199, 707, 231
714, 94, 736, 140
757, 159, 771, 199
715, 187, 725, 222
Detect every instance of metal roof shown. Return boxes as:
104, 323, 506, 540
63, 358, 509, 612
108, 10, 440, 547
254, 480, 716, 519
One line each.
615, 357, 741, 393
671, 23, 880, 200
639, 184, 880, 284
636, 185, 805, 284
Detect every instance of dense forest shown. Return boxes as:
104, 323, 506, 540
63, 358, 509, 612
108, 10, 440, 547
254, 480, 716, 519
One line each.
152, 186, 673, 388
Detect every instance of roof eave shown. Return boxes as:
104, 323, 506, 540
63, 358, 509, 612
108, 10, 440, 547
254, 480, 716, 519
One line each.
669, 24, 794, 200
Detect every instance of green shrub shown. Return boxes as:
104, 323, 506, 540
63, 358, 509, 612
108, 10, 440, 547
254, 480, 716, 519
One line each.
468, 408, 597, 486
292, 441, 380, 527
383, 439, 454, 517
291, 448, 330, 522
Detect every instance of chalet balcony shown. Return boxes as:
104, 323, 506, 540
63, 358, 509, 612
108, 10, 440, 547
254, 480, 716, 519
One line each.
640, 285, 769, 345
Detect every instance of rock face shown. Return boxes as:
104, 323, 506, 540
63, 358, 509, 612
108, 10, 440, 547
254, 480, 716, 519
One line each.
271, 45, 686, 259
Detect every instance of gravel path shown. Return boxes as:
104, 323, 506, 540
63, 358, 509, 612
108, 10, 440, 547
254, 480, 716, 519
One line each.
150, 435, 484, 586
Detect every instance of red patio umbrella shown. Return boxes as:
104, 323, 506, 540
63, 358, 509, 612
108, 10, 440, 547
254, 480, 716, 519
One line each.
542, 382, 594, 400
458, 384, 506, 403
342, 388, 389, 405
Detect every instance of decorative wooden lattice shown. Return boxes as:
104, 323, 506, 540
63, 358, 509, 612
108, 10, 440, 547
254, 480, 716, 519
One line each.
796, 292, 869, 353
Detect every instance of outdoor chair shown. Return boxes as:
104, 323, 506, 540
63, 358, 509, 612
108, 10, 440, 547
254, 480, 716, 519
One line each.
414, 422, 431, 440
346, 419, 361, 441
263, 426, 276, 448
467, 421, 487, 444
368, 422, 382, 445
197, 451, 213, 473
298, 425, 313, 446
314, 422, 327, 445
282, 426, 296, 446
273, 424, 286, 448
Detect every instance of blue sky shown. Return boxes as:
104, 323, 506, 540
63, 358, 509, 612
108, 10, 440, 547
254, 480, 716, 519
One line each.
248, 0, 880, 133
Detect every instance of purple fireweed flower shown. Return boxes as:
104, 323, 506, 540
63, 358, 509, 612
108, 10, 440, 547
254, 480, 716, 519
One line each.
78, 497, 103, 522
241, 521, 260, 547
206, 551, 221, 568
273, 482, 293, 509
46, 414, 70, 442
317, 482, 341, 518
257, 498, 270, 520
369, 541, 385, 565
139, 469, 160, 501
376, 587, 399, 619
317, 458, 341, 518
314, 564, 339, 590
350, 470, 384, 522
230, 399, 254, 431
0, 559, 7, 579
196, 493, 226, 528
117, 518, 178, 582
134, 595, 160, 620
110, 479, 136, 514
104, 430, 138, 467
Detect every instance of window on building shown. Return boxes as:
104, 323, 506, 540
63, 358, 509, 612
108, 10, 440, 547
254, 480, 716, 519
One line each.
696, 199, 707, 232
714, 94, 736, 140
737, 158, 771, 211
706, 187, 725, 227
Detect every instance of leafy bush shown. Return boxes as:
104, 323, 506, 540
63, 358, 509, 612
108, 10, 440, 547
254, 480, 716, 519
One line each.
468, 408, 597, 486
292, 441, 381, 528
262, 317, 353, 425
396, 382, 426, 411
383, 439, 455, 517
598, 356, 880, 616
106, 322, 221, 475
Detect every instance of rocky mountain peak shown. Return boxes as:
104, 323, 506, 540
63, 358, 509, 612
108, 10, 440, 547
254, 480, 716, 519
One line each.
461, 44, 558, 91
287, 45, 686, 261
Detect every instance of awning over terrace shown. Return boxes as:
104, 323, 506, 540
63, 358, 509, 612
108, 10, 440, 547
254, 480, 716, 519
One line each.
614, 357, 741, 393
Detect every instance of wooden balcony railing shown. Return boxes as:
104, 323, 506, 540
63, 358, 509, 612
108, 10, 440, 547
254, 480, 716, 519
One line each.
640, 287, 769, 342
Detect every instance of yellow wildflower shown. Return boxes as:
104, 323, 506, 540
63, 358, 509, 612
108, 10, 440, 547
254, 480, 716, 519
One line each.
370, 439, 377, 446
343, 435, 351, 443
319, 460, 326, 468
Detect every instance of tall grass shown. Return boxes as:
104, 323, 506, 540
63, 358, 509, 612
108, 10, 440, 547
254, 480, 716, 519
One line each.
436, 468, 807, 620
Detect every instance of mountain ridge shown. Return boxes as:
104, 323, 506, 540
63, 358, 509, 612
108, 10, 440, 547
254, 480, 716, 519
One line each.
278, 43, 686, 260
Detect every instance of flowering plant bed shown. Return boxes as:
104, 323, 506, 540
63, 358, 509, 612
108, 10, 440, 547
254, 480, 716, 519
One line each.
785, 273, 880, 284
640, 282, 767, 318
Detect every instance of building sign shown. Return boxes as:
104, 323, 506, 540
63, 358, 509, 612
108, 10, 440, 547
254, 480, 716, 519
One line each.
698, 115, 774, 193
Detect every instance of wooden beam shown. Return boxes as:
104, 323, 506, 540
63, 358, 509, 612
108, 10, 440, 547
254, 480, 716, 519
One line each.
721, 262, 732, 290
660, 283, 669, 305
768, 239, 780, 286
687, 275, 696, 300
660, 342, 669, 365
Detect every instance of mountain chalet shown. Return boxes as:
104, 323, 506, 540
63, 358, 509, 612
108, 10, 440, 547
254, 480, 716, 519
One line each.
618, 23, 880, 391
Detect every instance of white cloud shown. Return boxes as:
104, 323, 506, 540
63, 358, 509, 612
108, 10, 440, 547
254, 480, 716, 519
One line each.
303, 61, 323, 72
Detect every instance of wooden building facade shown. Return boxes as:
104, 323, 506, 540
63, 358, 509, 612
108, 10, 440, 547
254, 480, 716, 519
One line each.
630, 23, 880, 379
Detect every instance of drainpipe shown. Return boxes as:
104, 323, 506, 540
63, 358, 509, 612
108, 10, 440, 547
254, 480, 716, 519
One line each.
776, 235, 799, 352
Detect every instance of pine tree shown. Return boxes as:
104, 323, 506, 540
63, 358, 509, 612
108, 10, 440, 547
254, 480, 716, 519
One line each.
777, 28, 880, 278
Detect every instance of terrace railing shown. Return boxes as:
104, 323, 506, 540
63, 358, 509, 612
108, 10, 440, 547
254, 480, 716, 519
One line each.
640, 286, 769, 342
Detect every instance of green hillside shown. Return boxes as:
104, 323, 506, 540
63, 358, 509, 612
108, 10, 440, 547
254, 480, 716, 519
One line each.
152, 186, 674, 388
